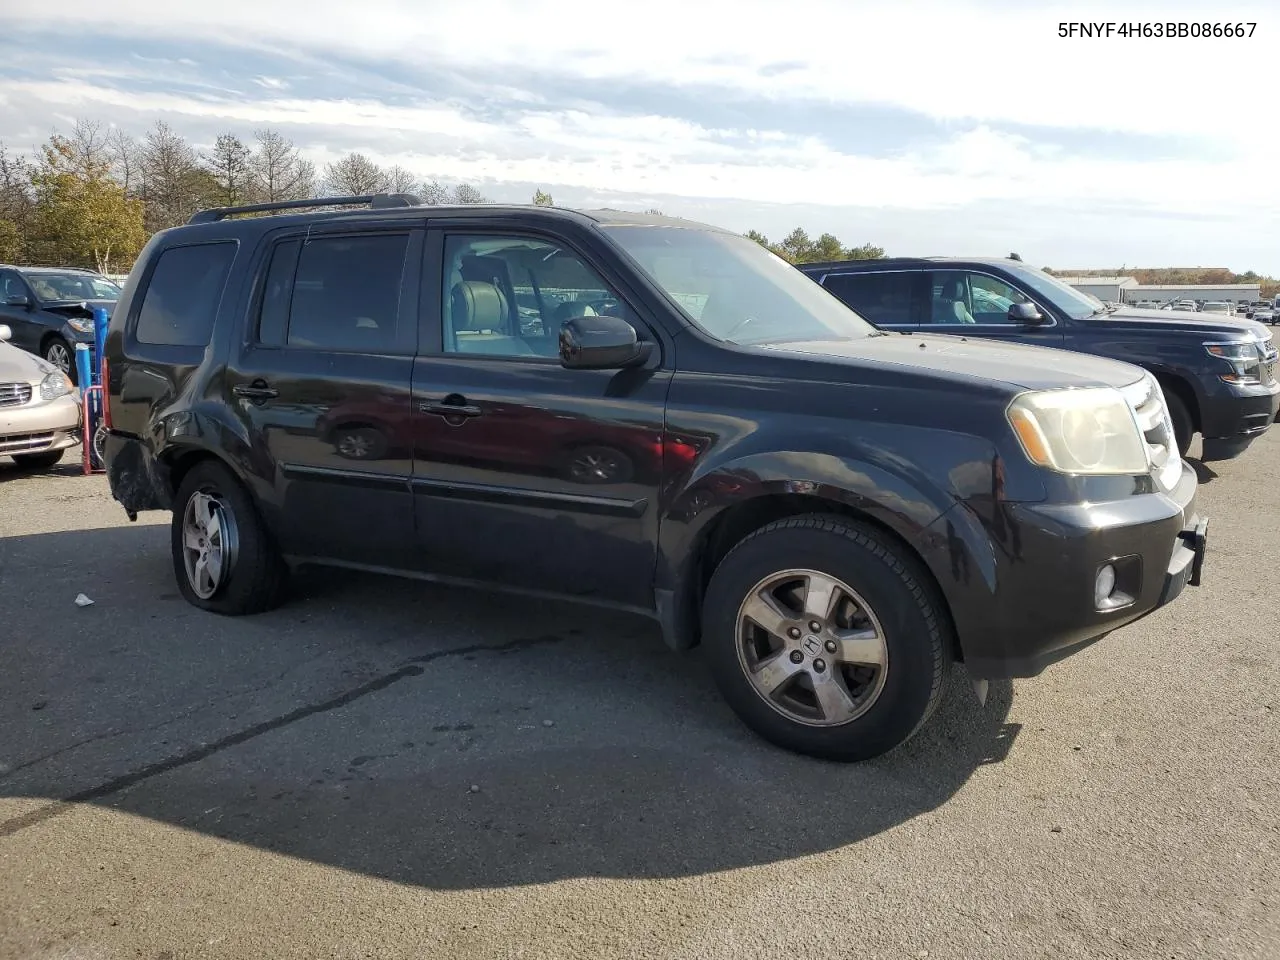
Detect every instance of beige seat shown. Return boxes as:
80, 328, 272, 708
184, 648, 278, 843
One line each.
450, 280, 537, 356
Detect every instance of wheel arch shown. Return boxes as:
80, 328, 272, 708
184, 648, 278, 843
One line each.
655, 453, 964, 661
1151, 370, 1201, 433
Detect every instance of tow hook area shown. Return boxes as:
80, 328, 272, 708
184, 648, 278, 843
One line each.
1178, 516, 1209, 587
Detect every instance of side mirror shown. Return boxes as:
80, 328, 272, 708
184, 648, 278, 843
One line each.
559, 315, 653, 370
1009, 302, 1045, 324
4, 294, 31, 309
0, 324, 10, 341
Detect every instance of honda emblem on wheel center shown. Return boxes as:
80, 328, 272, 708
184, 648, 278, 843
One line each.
802, 635, 822, 656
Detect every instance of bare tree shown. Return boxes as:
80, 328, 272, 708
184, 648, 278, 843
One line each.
203, 133, 255, 206
0, 143, 33, 261
322, 152, 389, 195
420, 179, 452, 204
68, 119, 111, 176
384, 165, 420, 195
452, 183, 486, 204
250, 129, 315, 202
139, 121, 218, 230
106, 128, 142, 196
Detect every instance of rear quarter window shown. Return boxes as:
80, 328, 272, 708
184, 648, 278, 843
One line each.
134, 242, 237, 347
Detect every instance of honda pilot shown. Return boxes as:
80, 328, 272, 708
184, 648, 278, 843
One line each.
102, 197, 1208, 761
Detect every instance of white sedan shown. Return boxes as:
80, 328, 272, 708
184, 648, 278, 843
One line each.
0, 323, 81, 470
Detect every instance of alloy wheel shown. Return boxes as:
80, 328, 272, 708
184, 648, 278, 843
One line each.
735, 568, 889, 727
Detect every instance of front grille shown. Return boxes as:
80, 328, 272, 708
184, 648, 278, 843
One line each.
0, 382, 32, 408
0, 431, 55, 454
1122, 376, 1181, 491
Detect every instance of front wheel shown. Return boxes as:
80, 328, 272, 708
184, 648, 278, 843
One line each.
11, 449, 64, 471
1164, 390, 1194, 457
171, 460, 287, 614
702, 515, 951, 762
43, 337, 75, 383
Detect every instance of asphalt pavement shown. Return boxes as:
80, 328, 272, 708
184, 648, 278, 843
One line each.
0, 438, 1277, 959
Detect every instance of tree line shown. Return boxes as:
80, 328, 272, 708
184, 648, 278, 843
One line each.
745, 227, 885, 264
1045, 265, 1278, 297
0, 119, 492, 274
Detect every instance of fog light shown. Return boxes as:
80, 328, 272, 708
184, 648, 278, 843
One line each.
1094, 564, 1117, 607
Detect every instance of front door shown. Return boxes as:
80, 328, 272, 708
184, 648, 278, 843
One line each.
410, 227, 672, 610
921, 270, 1065, 348
224, 223, 423, 568
0, 270, 40, 353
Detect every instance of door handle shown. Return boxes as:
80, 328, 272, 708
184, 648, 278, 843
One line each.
419, 400, 482, 418
233, 380, 279, 400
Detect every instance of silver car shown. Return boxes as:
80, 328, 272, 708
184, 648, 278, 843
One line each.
0, 323, 81, 470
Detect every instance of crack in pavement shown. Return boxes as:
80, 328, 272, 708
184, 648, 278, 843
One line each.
0, 634, 562, 840
0, 646, 341, 782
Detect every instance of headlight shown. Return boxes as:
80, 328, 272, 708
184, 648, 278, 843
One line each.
1204, 340, 1262, 384
66, 317, 94, 334
1007, 387, 1148, 474
39, 371, 74, 401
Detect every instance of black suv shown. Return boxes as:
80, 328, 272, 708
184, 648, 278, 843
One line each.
799, 258, 1280, 461
102, 196, 1207, 761
0, 265, 121, 381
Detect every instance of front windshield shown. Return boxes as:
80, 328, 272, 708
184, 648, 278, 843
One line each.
1203, 303, 1231, 314
1004, 264, 1102, 320
601, 225, 878, 345
26, 273, 121, 301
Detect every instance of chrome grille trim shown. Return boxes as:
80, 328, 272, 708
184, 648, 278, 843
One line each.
1120, 375, 1181, 492
0, 382, 33, 408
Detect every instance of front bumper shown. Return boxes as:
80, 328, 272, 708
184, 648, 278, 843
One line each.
926, 461, 1205, 679
1198, 377, 1280, 460
0, 392, 82, 457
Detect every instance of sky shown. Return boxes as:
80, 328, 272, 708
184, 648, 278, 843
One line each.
1, 0, 1277, 273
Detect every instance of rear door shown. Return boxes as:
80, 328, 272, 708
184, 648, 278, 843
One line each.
817, 269, 927, 330
408, 222, 673, 610
223, 220, 423, 568
921, 269, 1064, 347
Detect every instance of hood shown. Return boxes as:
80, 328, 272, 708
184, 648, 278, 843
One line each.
0, 341, 59, 383
1103, 305, 1271, 341
756, 332, 1144, 391
43, 299, 116, 319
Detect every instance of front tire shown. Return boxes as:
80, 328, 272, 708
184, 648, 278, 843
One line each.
43, 337, 75, 383
702, 515, 951, 762
171, 460, 287, 614
12, 449, 64, 471
1165, 390, 1194, 457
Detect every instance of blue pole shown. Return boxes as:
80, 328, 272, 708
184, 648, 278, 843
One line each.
92, 306, 109, 386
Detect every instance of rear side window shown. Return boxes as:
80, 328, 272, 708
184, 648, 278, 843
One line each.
821, 271, 920, 325
135, 242, 236, 346
285, 234, 409, 352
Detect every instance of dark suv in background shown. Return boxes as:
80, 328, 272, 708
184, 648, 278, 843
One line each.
0, 265, 121, 381
800, 258, 1279, 460
103, 196, 1207, 761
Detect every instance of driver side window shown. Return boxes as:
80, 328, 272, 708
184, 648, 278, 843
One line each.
927, 270, 1033, 326
442, 235, 628, 359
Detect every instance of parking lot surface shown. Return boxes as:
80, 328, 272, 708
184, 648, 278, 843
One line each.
1, 440, 1277, 960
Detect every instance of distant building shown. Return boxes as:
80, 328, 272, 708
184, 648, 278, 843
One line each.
1125, 283, 1261, 305
1054, 276, 1139, 303
1055, 275, 1261, 306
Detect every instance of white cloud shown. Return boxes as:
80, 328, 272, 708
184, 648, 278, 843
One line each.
7, 0, 1277, 143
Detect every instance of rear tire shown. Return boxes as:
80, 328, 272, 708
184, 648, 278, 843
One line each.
1165, 390, 1193, 457
12, 449, 64, 471
702, 514, 951, 762
171, 460, 287, 615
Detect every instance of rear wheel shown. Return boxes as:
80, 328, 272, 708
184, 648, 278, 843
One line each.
702, 514, 951, 761
171, 460, 287, 614
12, 450, 64, 471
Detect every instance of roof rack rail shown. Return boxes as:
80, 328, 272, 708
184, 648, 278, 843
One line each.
187, 192, 422, 225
